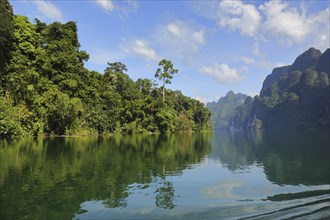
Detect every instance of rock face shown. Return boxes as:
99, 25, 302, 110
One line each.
290, 47, 322, 72
207, 91, 248, 130
229, 47, 330, 131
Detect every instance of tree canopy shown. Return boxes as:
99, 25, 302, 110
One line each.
0, 3, 211, 138
155, 59, 178, 102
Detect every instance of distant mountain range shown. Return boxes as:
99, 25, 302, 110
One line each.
207, 47, 330, 131
206, 91, 248, 130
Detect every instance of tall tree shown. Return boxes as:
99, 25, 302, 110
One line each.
40, 21, 89, 97
0, 5, 212, 137
155, 59, 178, 102
0, 0, 14, 90
5, 15, 42, 103
104, 62, 127, 76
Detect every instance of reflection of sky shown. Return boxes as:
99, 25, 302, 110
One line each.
74, 158, 329, 219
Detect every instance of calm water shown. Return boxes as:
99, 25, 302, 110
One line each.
0, 131, 329, 219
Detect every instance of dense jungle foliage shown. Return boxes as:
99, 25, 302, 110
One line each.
0, 1, 211, 137
229, 47, 330, 131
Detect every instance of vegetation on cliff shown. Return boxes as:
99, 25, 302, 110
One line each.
229, 47, 329, 131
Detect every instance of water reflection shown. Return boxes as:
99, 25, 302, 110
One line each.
0, 131, 329, 220
210, 131, 261, 170
155, 180, 176, 209
212, 131, 330, 185
0, 133, 212, 220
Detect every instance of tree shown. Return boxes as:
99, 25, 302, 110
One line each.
40, 21, 89, 97
0, 0, 13, 71
136, 78, 156, 96
45, 90, 84, 135
0, 0, 14, 93
155, 59, 178, 102
5, 15, 42, 103
104, 62, 127, 77
0, 96, 20, 137
0, 5, 212, 137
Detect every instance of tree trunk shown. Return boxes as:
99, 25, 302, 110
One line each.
162, 80, 165, 102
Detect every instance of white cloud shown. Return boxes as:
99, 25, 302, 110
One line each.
248, 92, 258, 97
309, 8, 329, 50
240, 57, 254, 64
118, 0, 139, 18
217, 0, 261, 36
274, 62, 288, 68
166, 21, 205, 46
193, 30, 205, 44
34, 1, 63, 21
132, 40, 158, 61
259, 1, 308, 44
95, 0, 114, 12
187, 0, 219, 20
195, 96, 208, 105
259, 1, 329, 47
154, 20, 205, 64
167, 23, 183, 38
199, 63, 243, 84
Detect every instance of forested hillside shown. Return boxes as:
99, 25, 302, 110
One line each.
206, 91, 248, 130
0, 1, 211, 137
229, 47, 330, 131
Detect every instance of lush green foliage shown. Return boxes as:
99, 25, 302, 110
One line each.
229, 48, 330, 131
0, 0, 13, 72
0, 9, 211, 137
155, 59, 178, 102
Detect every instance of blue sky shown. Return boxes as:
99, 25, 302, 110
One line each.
10, 0, 329, 103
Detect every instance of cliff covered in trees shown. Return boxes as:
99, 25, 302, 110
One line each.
229, 47, 330, 131
206, 91, 248, 130
0, 1, 211, 137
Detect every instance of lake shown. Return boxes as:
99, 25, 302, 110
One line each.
0, 131, 329, 219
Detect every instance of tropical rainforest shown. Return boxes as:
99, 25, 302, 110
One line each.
207, 47, 330, 131
0, 1, 211, 137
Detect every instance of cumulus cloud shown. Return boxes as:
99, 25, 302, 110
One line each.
95, 0, 114, 12
259, 1, 329, 47
198, 0, 329, 49
34, 0, 63, 21
259, 1, 308, 44
217, 0, 261, 36
132, 40, 158, 61
199, 63, 243, 84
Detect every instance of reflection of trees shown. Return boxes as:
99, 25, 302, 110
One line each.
257, 131, 330, 186
155, 180, 176, 209
212, 131, 330, 186
0, 132, 212, 219
154, 136, 177, 209
211, 131, 261, 171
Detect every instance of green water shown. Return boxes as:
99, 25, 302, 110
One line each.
0, 131, 329, 219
